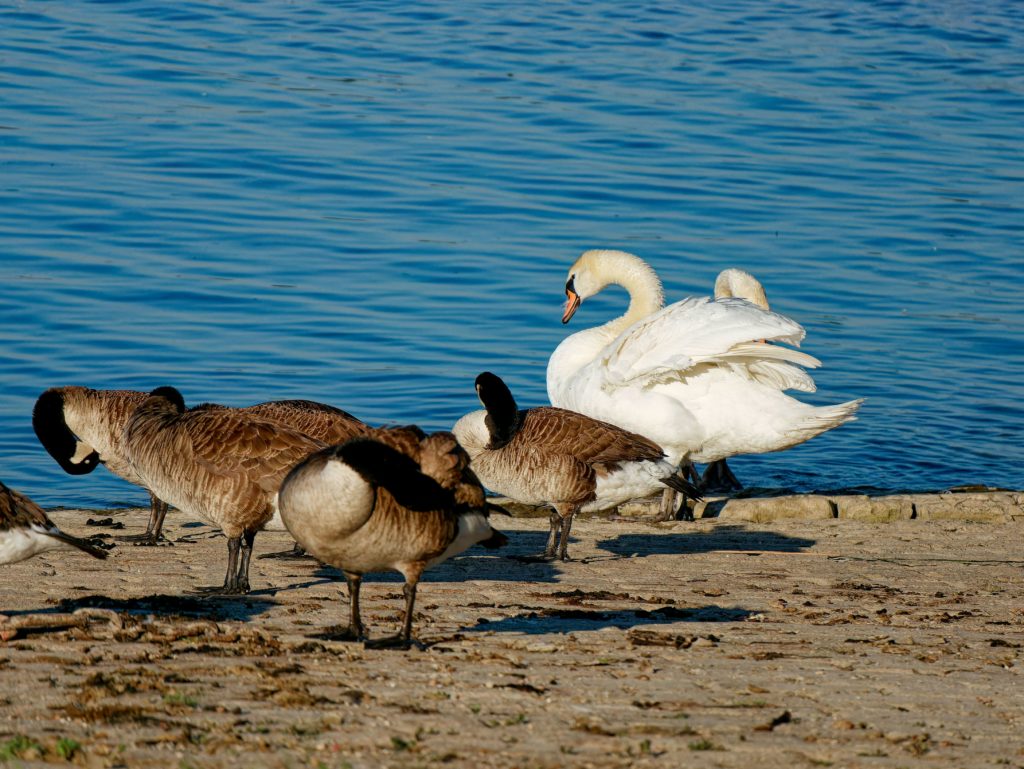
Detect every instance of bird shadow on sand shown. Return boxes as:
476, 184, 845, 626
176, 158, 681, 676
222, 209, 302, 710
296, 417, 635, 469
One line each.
265, 532, 563, 594
593, 524, 815, 561
468, 603, 756, 635
33, 593, 279, 622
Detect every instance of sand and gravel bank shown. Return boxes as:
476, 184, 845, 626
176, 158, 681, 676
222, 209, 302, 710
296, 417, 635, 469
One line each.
1, 497, 1022, 768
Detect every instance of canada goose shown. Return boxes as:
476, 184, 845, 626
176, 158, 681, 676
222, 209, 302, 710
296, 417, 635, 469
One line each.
453, 372, 696, 560
124, 387, 324, 594
34, 387, 369, 545
0, 480, 108, 564
33, 387, 168, 544
279, 429, 507, 649
548, 250, 862, 494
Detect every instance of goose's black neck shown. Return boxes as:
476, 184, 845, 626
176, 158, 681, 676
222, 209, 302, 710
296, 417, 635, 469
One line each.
475, 372, 521, 450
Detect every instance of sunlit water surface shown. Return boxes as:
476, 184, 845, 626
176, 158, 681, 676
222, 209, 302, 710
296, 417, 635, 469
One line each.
2, 2, 1022, 507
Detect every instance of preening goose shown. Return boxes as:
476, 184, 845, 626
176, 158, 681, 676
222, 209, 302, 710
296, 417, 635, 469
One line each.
124, 387, 323, 594
34, 387, 369, 545
279, 429, 507, 649
0, 480, 108, 565
453, 372, 697, 560
33, 387, 168, 545
547, 250, 863, 492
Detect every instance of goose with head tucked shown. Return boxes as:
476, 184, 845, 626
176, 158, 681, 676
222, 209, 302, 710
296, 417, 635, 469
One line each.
33, 387, 169, 545
0, 480, 108, 565
548, 250, 863, 498
453, 372, 697, 560
279, 428, 507, 649
124, 387, 324, 594
34, 387, 370, 546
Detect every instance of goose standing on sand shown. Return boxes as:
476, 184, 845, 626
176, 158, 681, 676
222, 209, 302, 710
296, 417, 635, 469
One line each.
33, 387, 167, 545
453, 372, 697, 560
0, 480, 108, 565
34, 387, 369, 545
547, 250, 863, 493
124, 387, 323, 594
279, 429, 507, 649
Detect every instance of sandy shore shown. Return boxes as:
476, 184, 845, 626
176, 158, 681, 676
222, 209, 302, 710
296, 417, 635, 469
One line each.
1, 502, 1022, 768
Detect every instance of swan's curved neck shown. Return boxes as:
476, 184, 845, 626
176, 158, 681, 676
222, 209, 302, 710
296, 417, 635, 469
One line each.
593, 251, 664, 336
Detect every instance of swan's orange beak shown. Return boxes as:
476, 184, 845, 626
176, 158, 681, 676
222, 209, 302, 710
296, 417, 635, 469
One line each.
562, 288, 581, 324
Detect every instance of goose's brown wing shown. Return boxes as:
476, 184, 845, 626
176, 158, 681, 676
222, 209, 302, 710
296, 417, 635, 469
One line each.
418, 431, 488, 509
517, 407, 666, 465
243, 400, 370, 445
186, 409, 325, 494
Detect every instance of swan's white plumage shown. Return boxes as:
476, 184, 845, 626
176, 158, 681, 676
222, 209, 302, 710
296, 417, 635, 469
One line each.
594, 297, 818, 390
548, 250, 862, 467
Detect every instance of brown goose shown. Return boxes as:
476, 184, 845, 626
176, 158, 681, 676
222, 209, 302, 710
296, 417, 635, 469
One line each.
33, 387, 165, 544
452, 372, 697, 561
0, 480, 107, 564
124, 387, 324, 594
279, 428, 507, 649
34, 387, 369, 545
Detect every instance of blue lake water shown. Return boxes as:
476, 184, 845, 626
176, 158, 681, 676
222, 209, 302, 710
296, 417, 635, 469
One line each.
2, 2, 1022, 508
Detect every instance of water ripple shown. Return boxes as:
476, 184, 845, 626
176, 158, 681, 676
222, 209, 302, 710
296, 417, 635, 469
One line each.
1, 0, 1022, 506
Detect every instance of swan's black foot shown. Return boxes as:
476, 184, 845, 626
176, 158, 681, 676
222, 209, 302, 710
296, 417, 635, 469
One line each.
116, 532, 172, 546
364, 634, 414, 650
701, 459, 743, 493
258, 544, 308, 560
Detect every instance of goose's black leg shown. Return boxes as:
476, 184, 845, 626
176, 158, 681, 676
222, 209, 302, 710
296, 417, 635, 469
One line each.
234, 529, 257, 593
323, 572, 366, 641
513, 508, 562, 562
365, 578, 418, 650
557, 507, 576, 561
191, 535, 242, 595
117, 495, 171, 545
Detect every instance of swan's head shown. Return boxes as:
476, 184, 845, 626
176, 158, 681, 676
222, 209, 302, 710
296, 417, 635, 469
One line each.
562, 249, 658, 323
713, 268, 770, 311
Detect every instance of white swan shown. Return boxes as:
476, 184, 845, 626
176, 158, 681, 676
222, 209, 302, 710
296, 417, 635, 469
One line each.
546, 250, 863, 491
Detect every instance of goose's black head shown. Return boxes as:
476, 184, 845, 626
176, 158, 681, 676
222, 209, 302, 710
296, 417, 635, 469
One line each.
32, 388, 100, 475
146, 386, 187, 414
474, 372, 521, 450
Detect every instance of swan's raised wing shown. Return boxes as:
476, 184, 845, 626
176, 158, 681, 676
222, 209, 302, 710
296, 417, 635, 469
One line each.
599, 296, 820, 390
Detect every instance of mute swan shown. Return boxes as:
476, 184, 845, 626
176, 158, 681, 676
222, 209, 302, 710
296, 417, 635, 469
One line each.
547, 250, 863, 494
1, 480, 108, 564
279, 430, 507, 648
124, 387, 323, 594
453, 372, 697, 560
